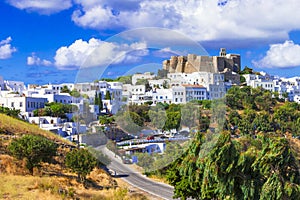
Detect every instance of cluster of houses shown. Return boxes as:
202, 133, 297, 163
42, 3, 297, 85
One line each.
1, 48, 300, 141
243, 72, 300, 103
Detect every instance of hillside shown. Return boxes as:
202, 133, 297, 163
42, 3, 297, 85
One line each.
0, 114, 150, 200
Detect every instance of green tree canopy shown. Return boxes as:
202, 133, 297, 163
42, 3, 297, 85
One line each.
0, 106, 21, 118
148, 108, 167, 130
61, 85, 70, 93
166, 132, 300, 200
70, 89, 81, 98
8, 135, 58, 174
65, 148, 97, 183
115, 111, 143, 133
34, 103, 78, 118
105, 91, 111, 100
116, 75, 132, 84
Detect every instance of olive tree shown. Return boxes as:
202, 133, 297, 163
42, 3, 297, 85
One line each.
65, 148, 97, 182
8, 135, 58, 174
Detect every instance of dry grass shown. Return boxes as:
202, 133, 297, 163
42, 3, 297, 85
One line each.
0, 170, 150, 200
0, 113, 73, 145
0, 114, 152, 200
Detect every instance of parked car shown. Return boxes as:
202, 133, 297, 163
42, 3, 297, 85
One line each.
122, 158, 131, 164
146, 135, 155, 140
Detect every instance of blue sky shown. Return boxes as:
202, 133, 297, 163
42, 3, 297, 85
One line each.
1, 0, 300, 84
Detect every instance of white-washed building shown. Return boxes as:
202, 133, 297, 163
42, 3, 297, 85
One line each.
172, 86, 186, 104
152, 88, 173, 105
0, 95, 47, 118
75, 81, 123, 114
183, 84, 208, 101
243, 73, 275, 92
148, 79, 170, 89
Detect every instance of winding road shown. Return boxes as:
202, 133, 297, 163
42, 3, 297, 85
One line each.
97, 145, 176, 200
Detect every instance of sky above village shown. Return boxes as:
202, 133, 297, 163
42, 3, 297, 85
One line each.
1, 0, 300, 84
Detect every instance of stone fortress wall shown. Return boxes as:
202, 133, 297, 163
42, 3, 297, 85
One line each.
163, 48, 241, 84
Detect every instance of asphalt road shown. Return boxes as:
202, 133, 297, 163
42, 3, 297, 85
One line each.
97, 146, 176, 200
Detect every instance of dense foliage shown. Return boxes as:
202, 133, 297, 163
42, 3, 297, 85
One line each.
115, 101, 212, 133
167, 132, 300, 200
8, 135, 58, 174
165, 86, 300, 199
0, 106, 20, 118
65, 148, 97, 182
225, 86, 300, 137
33, 102, 78, 118
135, 142, 184, 172
94, 91, 103, 113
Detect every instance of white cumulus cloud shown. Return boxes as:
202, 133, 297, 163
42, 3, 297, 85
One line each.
54, 38, 148, 70
0, 37, 17, 59
253, 40, 300, 69
6, 0, 72, 14
27, 53, 52, 66
70, 0, 300, 45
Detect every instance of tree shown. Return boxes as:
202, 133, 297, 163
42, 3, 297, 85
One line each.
61, 85, 70, 93
162, 80, 169, 89
105, 91, 111, 100
148, 108, 167, 130
65, 148, 97, 183
116, 75, 132, 84
34, 103, 77, 118
8, 135, 57, 174
33, 107, 52, 117
180, 103, 200, 129
240, 75, 246, 83
0, 106, 21, 118
166, 132, 300, 200
95, 92, 103, 113
94, 91, 99, 105
50, 103, 66, 117
135, 152, 155, 173
252, 136, 300, 200
128, 104, 150, 122
239, 66, 254, 74
115, 111, 143, 133
164, 111, 181, 131
98, 92, 103, 111
99, 115, 113, 125
70, 89, 81, 98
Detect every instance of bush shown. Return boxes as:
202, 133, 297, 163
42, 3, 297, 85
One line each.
8, 134, 58, 174
65, 148, 97, 182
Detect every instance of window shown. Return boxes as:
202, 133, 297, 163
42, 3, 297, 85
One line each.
20, 102, 23, 107
11, 102, 14, 107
